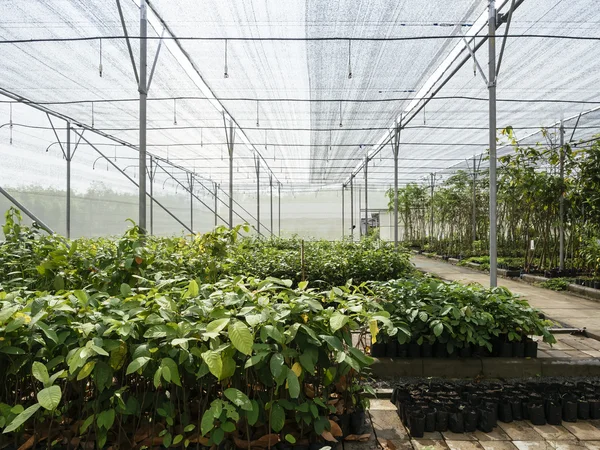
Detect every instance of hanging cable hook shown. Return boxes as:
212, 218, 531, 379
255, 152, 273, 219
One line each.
99, 38, 103, 77
9, 103, 13, 145
173, 98, 178, 125
200, 128, 203, 147
339, 100, 343, 127
256, 100, 260, 127
348, 39, 353, 79
91, 102, 95, 128
224, 39, 229, 78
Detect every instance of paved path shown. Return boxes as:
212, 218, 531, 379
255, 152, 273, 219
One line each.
412, 255, 600, 337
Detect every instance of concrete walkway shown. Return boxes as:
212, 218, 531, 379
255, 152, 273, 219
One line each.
412, 255, 600, 338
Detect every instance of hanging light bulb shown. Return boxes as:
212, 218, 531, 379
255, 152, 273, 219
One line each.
99, 38, 103, 77
348, 40, 353, 79
224, 39, 229, 78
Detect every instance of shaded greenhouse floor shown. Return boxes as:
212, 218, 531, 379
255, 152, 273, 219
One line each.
363, 399, 600, 450
412, 256, 600, 339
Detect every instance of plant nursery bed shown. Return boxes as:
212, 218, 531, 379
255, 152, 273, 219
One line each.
391, 378, 600, 438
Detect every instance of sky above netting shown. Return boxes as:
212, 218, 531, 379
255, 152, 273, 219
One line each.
0, 0, 599, 194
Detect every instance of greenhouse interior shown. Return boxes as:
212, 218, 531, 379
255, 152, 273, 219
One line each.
3, 0, 600, 448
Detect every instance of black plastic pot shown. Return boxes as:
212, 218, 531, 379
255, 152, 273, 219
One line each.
524, 340, 538, 358
578, 399, 590, 420
408, 412, 426, 438
512, 341, 525, 358
477, 407, 496, 433
459, 345, 472, 358
464, 409, 478, 432
528, 403, 546, 426
350, 409, 367, 434
509, 398, 523, 421
589, 399, 600, 419
409, 342, 421, 358
398, 343, 409, 358
371, 342, 386, 357
424, 408, 436, 432
499, 342, 512, 357
422, 342, 433, 358
562, 400, 577, 423
435, 409, 449, 432
546, 401, 562, 426
498, 401, 513, 423
449, 411, 464, 433
594, 281, 600, 290
338, 413, 351, 437
434, 342, 448, 358
385, 340, 398, 357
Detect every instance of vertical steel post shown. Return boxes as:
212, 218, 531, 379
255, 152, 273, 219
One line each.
350, 175, 354, 241
229, 144, 233, 229
138, 0, 148, 232
278, 182, 281, 236
472, 157, 477, 242
214, 182, 218, 228
189, 175, 194, 234
149, 156, 154, 235
488, 0, 498, 287
358, 187, 362, 238
393, 126, 400, 248
270, 175, 273, 237
364, 157, 368, 236
430, 173, 435, 240
559, 120, 565, 271
342, 184, 345, 239
66, 122, 71, 239
255, 156, 260, 234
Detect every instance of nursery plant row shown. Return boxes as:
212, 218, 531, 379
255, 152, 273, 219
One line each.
0, 209, 555, 448
392, 379, 600, 437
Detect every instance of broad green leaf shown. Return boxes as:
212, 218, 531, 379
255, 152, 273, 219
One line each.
286, 370, 300, 399
206, 318, 230, 334
270, 403, 285, 432
32, 361, 49, 385
120, 283, 132, 296
2, 403, 41, 433
201, 350, 223, 379
270, 353, 284, 377
109, 341, 128, 370
143, 325, 176, 339
37, 385, 62, 411
433, 323, 444, 337
0, 305, 19, 324
228, 321, 253, 355
126, 356, 150, 375
80, 415, 94, 434
77, 361, 96, 381
330, 312, 348, 332
224, 388, 252, 411
97, 408, 116, 430
247, 400, 259, 426
0, 346, 25, 355
221, 421, 235, 433
201, 409, 215, 436
161, 357, 181, 386
185, 279, 199, 298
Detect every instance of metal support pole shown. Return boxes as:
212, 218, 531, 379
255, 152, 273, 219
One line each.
149, 156, 154, 235
559, 120, 565, 271
350, 176, 354, 241
472, 157, 477, 242
358, 187, 362, 238
270, 175, 273, 237
364, 158, 368, 237
430, 173, 435, 240
393, 125, 400, 248
66, 122, 71, 238
488, 0, 498, 287
342, 184, 345, 239
0, 186, 55, 235
278, 182, 281, 237
214, 182, 218, 228
189, 174, 194, 234
255, 156, 260, 234
138, 0, 148, 232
